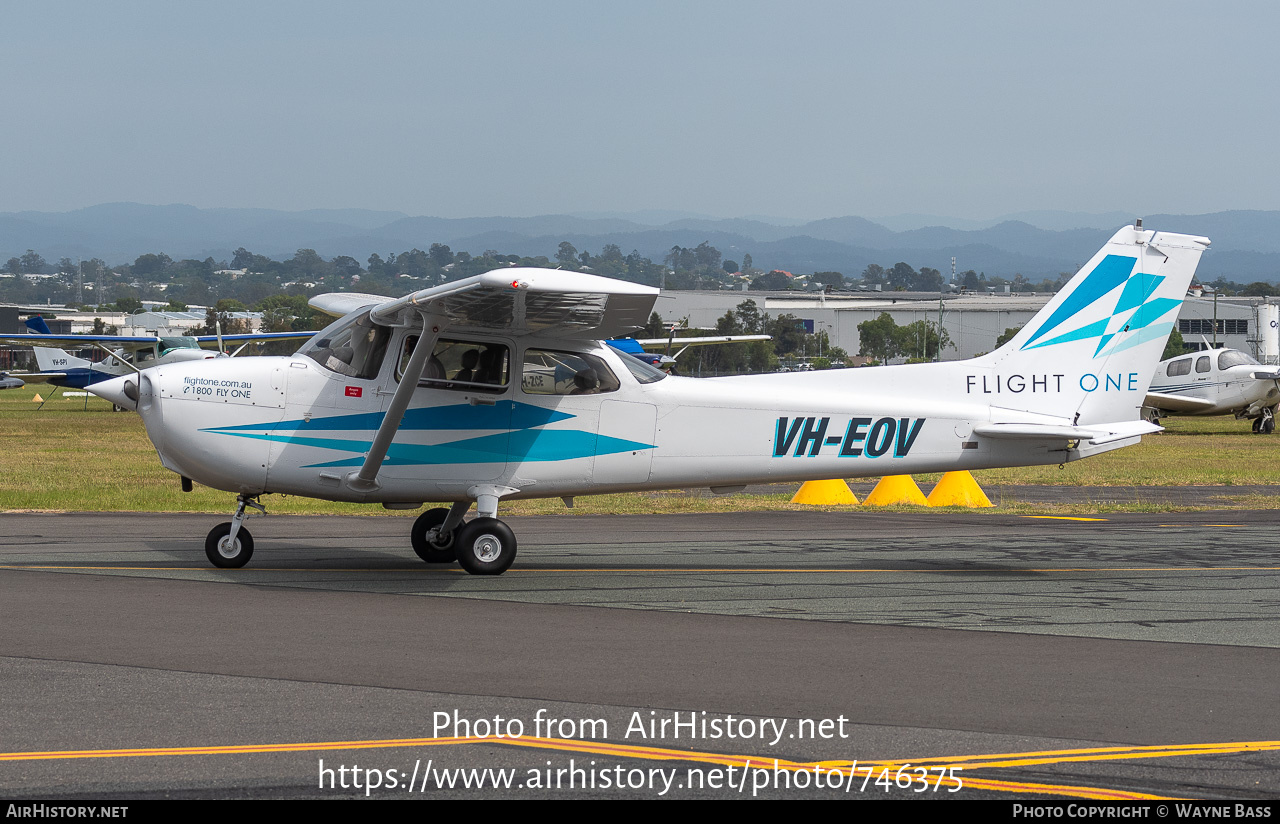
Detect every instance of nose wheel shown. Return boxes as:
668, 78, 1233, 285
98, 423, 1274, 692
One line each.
205, 494, 265, 569
206, 522, 254, 568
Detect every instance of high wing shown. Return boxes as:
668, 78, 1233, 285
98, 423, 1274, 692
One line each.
311, 269, 659, 339
0, 331, 313, 351
631, 334, 772, 347
309, 292, 389, 318
192, 332, 315, 348
1143, 390, 1219, 413
0, 333, 176, 351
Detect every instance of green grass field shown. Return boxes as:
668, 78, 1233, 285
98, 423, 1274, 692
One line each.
2, 387, 1277, 515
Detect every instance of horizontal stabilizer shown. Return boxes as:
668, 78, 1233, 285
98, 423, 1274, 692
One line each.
974, 420, 1160, 444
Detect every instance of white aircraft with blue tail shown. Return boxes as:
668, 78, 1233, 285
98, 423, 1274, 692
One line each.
0, 315, 312, 396
89, 223, 1209, 575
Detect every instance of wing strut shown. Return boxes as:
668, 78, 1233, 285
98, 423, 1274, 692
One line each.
346, 316, 436, 493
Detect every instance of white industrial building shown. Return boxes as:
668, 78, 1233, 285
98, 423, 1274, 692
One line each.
653, 290, 1280, 363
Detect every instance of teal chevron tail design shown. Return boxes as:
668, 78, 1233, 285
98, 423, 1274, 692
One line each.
1020, 254, 1180, 359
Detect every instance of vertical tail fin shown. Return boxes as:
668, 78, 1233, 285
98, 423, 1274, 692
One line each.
24, 316, 53, 335
977, 225, 1209, 425
32, 347, 91, 372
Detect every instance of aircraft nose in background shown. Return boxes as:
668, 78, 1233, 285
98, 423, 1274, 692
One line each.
88, 375, 142, 412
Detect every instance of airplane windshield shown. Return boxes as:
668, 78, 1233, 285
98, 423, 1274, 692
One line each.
1219, 350, 1259, 370
298, 310, 392, 380
158, 337, 200, 355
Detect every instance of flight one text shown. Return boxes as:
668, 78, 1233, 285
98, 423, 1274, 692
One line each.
964, 372, 1140, 394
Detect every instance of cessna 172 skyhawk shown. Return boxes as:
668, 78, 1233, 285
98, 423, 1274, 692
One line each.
90, 223, 1209, 575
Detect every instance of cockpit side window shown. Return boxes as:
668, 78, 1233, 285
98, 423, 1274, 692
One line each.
397, 336, 510, 392
1196, 356, 1211, 373
300, 310, 392, 380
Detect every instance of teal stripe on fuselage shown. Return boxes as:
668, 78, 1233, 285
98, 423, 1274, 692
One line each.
210, 428, 654, 468
204, 400, 573, 433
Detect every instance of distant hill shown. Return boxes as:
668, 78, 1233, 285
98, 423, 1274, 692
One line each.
2, 203, 1277, 281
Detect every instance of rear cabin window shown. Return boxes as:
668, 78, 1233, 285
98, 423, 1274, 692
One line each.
521, 350, 620, 396
1166, 358, 1192, 377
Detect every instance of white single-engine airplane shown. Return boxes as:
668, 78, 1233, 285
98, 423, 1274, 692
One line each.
90, 223, 1209, 575
1145, 348, 1280, 432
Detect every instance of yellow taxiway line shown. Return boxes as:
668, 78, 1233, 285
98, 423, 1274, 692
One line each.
5, 736, 1277, 800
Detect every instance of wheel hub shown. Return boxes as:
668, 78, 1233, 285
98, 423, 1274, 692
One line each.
472, 534, 502, 562
218, 537, 240, 558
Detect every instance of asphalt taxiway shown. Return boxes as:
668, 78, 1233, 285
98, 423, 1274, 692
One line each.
2, 508, 1278, 799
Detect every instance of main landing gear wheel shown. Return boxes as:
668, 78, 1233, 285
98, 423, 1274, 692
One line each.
454, 518, 517, 575
411, 508, 457, 563
206, 522, 254, 569
1265, 417, 1276, 435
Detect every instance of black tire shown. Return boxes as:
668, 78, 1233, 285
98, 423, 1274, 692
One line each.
411, 508, 457, 563
1265, 417, 1275, 435
205, 522, 254, 569
454, 518, 517, 575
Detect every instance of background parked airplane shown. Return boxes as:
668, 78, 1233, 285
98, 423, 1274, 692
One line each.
1145, 347, 1280, 432
606, 330, 771, 372
0, 315, 313, 392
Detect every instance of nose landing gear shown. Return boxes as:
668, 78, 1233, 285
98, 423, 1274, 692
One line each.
205, 494, 265, 568
1253, 407, 1276, 434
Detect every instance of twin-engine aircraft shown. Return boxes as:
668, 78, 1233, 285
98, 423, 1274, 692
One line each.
90, 224, 1209, 575
0, 316, 312, 393
1146, 348, 1280, 432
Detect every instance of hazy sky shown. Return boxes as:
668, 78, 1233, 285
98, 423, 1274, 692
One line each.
3, 0, 1278, 220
